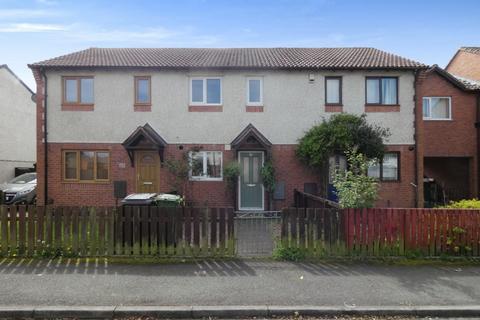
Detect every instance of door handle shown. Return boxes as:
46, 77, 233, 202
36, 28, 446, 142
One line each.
247, 184, 256, 187
143, 182, 153, 185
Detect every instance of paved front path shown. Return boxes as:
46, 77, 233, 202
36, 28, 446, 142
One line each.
0, 258, 479, 307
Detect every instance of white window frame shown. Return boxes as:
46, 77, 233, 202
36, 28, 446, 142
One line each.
422, 96, 452, 120
189, 77, 222, 106
246, 77, 263, 106
189, 151, 223, 181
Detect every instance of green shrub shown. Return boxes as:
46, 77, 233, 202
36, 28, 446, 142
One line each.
333, 149, 379, 208
438, 199, 480, 209
296, 113, 390, 168
223, 162, 241, 190
273, 245, 306, 261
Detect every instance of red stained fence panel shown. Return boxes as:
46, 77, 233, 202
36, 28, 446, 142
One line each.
282, 208, 480, 257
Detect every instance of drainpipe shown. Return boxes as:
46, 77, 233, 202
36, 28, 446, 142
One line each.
413, 70, 419, 207
40, 68, 48, 205
477, 93, 480, 198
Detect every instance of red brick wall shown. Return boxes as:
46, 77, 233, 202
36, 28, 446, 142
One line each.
447, 51, 480, 82
415, 69, 479, 203
419, 71, 477, 157
375, 145, 417, 208
42, 142, 416, 209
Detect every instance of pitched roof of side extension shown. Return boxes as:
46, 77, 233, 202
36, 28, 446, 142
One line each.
29, 47, 427, 70
430, 65, 480, 91
459, 47, 480, 55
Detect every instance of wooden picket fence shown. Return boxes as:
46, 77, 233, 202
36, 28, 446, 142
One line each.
282, 208, 480, 257
0, 205, 235, 257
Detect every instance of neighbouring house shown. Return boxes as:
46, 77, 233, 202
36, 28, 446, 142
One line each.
446, 47, 480, 82
415, 61, 480, 206
29, 47, 427, 210
0, 65, 36, 184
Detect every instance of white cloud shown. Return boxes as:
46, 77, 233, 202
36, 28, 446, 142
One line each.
0, 9, 57, 18
0, 23, 67, 32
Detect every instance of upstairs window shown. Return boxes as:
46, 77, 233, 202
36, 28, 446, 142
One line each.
247, 77, 263, 105
368, 152, 399, 181
63, 77, 94, 104
366, 77, 398, 105
189, 151, 223, 181
325, 77, 342, 105
423, 97, 451, 120
190, 78, 222, 105
135, 76, 151, 105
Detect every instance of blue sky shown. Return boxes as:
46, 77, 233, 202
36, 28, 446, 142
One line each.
1, 0, 479, 89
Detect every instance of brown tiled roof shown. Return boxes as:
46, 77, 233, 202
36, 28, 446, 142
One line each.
29, 47, 426, 70
460, 47, 480, 55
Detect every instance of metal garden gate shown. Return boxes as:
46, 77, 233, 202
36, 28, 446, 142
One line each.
234, 211, 281, 256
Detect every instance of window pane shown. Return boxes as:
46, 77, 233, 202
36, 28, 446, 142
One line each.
191, 79, 203, 103
242, 157, 249, 183
252, 157, 259, 183
366, 79, 380, 104
65, 79, 78, 102
96, 152, 109, 180
326, 78, 340, 104
80, 78, 94, 104
80, 151, 94, 180
136, 79, 150, 103
206, 152, 222, 178
431, 98, 450, 119
367, 159, 380, 179
65, 152, 77, 179
206, 79, 221, 104
382, 153, 398, 181
422, 98, 430, 118
248, 79, 261, 103
381, 78, 397, 104
191, 152, 204, 177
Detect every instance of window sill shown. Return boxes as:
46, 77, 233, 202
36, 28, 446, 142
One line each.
134, 104, 152, 112
423, 118, 453, 121
62, 180, 110, 184
325, 105, 343, 112
365, 104, 400, 112
62, 104, 94, 111
189, 178, 223, 182
189, 105, 223, 112
246, 105, 264, 112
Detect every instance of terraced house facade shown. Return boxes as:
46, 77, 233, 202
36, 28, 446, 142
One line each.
29, 47, 428, 209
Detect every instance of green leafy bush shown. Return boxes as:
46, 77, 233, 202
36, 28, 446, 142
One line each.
439, 199, 480, 209
333, 149, 379, 208
296, 113, 390, 168
273, 245, 306, 261
223, 162, 241, 190
260, 160, 276, 193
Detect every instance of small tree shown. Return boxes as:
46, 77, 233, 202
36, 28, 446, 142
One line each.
296, 113, 390, 168
223, 161, 241, 206
260, 159, 276, 210
164, 152, 191, 196
333, 149, 378, 208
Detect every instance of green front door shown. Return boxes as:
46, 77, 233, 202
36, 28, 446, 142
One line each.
239, 151, 264, 210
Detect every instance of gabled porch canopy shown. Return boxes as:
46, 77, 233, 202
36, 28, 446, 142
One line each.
122, 123, 167, 166
231, 123, 272, 155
